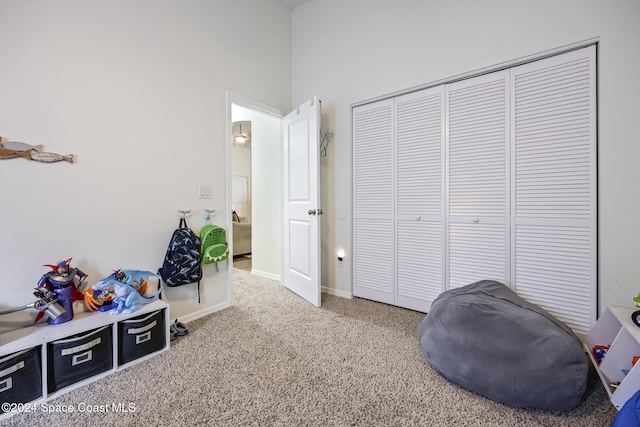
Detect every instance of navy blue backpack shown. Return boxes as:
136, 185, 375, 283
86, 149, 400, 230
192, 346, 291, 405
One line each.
158, 218, 203, 301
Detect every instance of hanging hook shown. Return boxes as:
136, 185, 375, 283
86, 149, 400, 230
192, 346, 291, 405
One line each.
320, 127, 334, 157
204, 209, 216, 223
178, 209, 191, 218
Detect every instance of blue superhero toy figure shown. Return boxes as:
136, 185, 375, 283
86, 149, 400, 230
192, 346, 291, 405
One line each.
35, 258, 87, 325
90, 269, 163, 315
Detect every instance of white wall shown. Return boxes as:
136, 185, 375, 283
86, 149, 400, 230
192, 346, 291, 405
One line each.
0, 0, 291, 332
292, 0, 640, 313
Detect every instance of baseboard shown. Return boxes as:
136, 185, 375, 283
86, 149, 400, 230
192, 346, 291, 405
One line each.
322, 286, 352, 299
173, 301, 230, 324
246, 271, 351, 299
250, 269, 281, 282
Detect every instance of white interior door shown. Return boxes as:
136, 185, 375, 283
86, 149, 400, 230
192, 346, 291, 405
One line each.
232, 175, 249, 219
282, 97, 321, 306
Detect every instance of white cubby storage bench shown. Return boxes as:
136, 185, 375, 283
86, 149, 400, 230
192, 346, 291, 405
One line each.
0, 300, 169, 420
584, 305, 640, 410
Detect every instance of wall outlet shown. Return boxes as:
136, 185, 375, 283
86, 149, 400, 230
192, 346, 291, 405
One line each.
337, 256, 344, 268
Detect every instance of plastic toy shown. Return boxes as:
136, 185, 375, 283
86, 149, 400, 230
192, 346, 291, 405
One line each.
35, 258, 87, 324
90, 270, 163, 315
84, 269, 148, 311
110, 281, 163, 315
593, 345, 610, 363
0, 287, 67, 321
632, 294, 640, 327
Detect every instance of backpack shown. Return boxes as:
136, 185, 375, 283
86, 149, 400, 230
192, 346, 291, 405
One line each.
158, 218, 203, 301
200, 217, 229, 271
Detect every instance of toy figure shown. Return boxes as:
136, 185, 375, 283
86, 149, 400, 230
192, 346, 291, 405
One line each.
31, 288, 67, 320
632, 293, 640, 327
110, 281, 164, 315
0, 287, 66, 321
84, 269, 148, 311
89, 270, 163, 315
593, 345, 609, 363
35, 258, 87, 324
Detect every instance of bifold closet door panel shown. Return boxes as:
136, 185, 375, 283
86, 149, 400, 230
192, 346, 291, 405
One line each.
446, 70, 510, 289
511, 45, 597, 335
353, 99, 395, 304
395, 87, 445, 312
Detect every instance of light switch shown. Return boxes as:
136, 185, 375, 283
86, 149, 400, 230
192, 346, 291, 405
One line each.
198, 185, 212, 199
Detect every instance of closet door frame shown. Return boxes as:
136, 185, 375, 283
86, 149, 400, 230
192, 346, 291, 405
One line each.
351, 42, 597, 333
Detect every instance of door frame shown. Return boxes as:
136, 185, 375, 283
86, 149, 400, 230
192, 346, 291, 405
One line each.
226, 91, 284, 306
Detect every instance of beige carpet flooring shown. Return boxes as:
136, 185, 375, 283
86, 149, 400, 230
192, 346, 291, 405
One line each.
0, 269, 618, 426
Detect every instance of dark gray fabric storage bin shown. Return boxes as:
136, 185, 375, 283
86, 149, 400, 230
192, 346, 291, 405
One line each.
47, 325, 113, 393
0, 346, 42, 412
417, 280, 588, 410
118, 309, 165, 365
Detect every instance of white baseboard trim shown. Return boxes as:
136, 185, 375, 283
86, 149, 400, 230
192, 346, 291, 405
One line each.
250, 269, 281, 282
322, 286, 352, 299
172, 301, 230, 324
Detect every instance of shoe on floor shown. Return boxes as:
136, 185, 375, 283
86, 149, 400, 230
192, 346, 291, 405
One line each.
174, 319, 189, 336
170, 324, 179, 341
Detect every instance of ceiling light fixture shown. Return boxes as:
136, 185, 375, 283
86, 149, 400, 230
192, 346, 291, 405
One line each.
235, 123, 246, 145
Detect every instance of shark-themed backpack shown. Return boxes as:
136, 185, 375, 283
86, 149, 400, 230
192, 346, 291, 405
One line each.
158, 218, 203, 301
200, 215, 229, 271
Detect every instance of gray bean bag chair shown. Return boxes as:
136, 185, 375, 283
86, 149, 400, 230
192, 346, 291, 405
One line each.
417, 280, 588, 410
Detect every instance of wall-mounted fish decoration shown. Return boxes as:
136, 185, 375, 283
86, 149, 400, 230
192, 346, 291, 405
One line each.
0, 148, 74, 163
0, 136, 43, 152
0, 136, 74, 163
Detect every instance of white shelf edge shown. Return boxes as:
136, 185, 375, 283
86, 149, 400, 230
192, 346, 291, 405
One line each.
608, 306, 640, 344
585, 305, 640, 411
0, 300, 168, 355
583, 342, 614, 398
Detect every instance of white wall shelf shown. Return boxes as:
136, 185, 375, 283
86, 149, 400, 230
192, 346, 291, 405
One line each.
584, 305, 640, 410
0, 300, 169, 420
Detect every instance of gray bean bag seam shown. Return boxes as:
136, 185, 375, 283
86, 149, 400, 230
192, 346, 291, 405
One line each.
435, 289, 582, 355
470, 288, 576, 335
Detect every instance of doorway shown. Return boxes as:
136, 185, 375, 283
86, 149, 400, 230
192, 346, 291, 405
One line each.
227, 93, 283, 286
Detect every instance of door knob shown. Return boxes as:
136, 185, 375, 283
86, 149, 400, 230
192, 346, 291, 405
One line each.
317, 209, 323, 215
308, 209, 316, 215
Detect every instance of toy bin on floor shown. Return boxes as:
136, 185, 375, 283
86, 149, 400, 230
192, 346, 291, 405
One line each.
47, 325, 113, 393
118, 309, 165, 365
0, 346, 42, 412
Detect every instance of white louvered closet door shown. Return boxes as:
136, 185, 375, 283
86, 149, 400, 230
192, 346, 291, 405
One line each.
511, 46, 596, 335
353, 99, 395, 305
395, 87, 445, 311
446, 70, 510, 289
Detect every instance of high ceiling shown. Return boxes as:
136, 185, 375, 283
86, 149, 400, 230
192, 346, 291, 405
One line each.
272, 0, 308, 10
